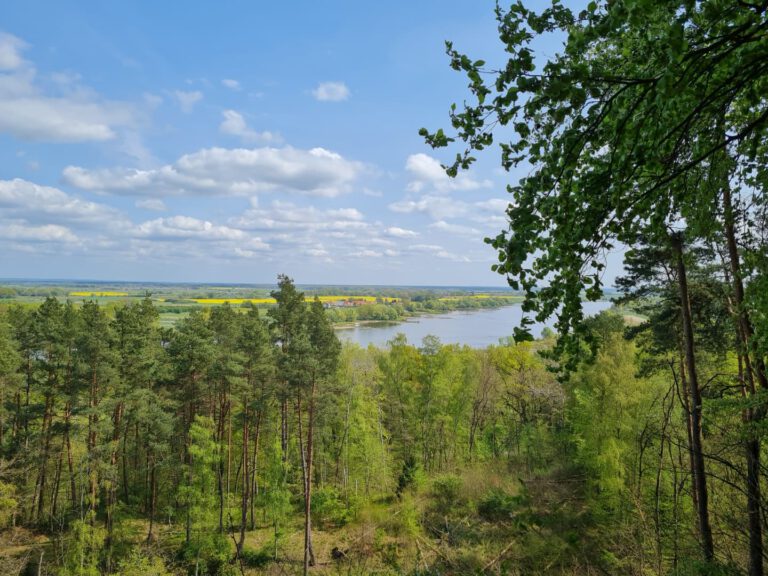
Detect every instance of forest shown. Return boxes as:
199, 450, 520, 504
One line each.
1, 0, 768, 574
0, 267, 765, 575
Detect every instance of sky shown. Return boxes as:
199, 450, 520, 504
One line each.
0, 1, 613, 287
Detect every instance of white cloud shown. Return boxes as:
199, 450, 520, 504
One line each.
64, 146, 365, 198
436, 250, 470, 262
406, 243, 470, 262
0, 178, 125, 227
366, 237, 396, 247
219, 110, 279, 143
135, 198, 167, 211
173, 90, 202, 113
0, 98, 134, 142
129, 215, 271, 261
405, 153, 492, 193
349, 247, 401, 259
0, 221, 79, 243
328, 208, 364, 220
429, 220, 480, 236
135, 215, 249, 241
143, 92, 163, 109
350, 249, 382, 258
221, 78, 241, 91
312, 81, 349, 102
385, 226, 419, 238
0, 33, 27, 70
0, 178, 279, 261
389, 195, 469, 220
232, 200, 368, 233
0, 34, 138, 143
305, 246, 330, 258
475, 198, 509, 212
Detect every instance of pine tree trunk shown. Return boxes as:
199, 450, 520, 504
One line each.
64, 403, 77, 508
238, 405, 249, 553
671, 233, 715, 563
722, 184, 765, 576
87, 367, 99, 515
32, 394, 54, 522
249, 410, 261, 530
106, 401, 124, 565
281, 398, 288, 462
297, 388, 316, 575
147, 452, 156, 542
217, 394, 226, 533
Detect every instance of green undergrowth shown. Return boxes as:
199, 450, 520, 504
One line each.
1, 461, 611, 575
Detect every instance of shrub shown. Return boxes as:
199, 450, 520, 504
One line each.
240, 547, 272, 568
396, 455, 418, 497
0, 480, 17, 527
477, 488, 525, 522
115, 550, 171, 576
431, 474, 464, 512
312, 486, 355, 528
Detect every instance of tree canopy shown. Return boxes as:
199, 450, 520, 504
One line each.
422, 0, 768, 360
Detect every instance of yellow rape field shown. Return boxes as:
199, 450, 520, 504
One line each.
191, 295, 400, 305
69, 291, 129, 297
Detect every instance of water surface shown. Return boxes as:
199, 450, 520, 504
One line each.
336, 300, 613, 348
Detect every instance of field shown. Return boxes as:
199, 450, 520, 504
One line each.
0, 281, 524, 328
68, 291, 130, 297
190, 295, 401, 305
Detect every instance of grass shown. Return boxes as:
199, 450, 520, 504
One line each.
69, 291, 130, 297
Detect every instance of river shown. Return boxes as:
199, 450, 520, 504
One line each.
335, 300, 614, 348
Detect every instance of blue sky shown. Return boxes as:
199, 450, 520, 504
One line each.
0, 1, 613, 286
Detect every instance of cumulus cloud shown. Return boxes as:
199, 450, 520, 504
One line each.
475, 198, 509, 212
406, 243, 470, 262
0, 177, 277, 261
350, 249, 382, 258
312, 81, 349, 102
227, 200, 411, 263
305, 245, 330, 258
385, 226, 419, 238
64, 146, 365, 198
405, 153, 491, 193
232, 200, 368, 233
0, 34, 137, 142
389, 195, 469, 220
135, 198, 167, 211
173, 90, 202, 113
0, 98, 134, 142
0, 178, 126, 227
0, 222, 79, 243
221, 78, 241, 90
128, 215, 271, 261
219, 110, 279, 143
429, 220, 480, 236
436, 251, 470, 262
135, 215, 250, 241
0, 33, 27, 70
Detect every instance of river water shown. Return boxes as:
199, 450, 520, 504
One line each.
335, 300, 613, 348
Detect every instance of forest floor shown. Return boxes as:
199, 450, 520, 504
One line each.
0, 461, 612, 575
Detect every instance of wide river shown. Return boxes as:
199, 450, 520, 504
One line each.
335, 300, 613, 348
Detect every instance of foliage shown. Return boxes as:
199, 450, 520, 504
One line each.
311, 486, 355, 528
0, 267, 766, 573
58, 518, 107, 576
114, 549, 171, 576
477, 487, 523, 523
